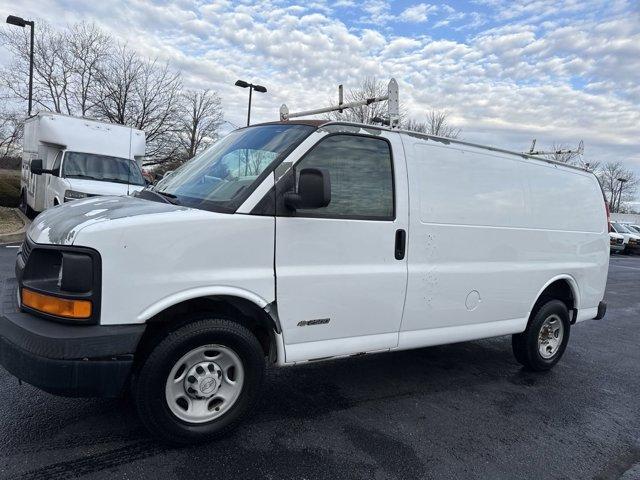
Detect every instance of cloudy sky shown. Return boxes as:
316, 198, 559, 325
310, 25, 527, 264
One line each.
2, 0, 639, 194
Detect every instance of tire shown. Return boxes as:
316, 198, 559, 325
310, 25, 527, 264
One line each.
19, 190, 36, 219
19, 190, 29, 216
133, 317, 265, 445
512, 299, 570, 371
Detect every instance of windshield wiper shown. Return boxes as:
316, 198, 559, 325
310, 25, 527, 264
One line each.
66, 174, 98, 180
153, 189, 180, 204
100, 177, 144, 185
135, 188, 179, 205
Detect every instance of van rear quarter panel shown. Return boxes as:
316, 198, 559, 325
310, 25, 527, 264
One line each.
399, 137, 608, 338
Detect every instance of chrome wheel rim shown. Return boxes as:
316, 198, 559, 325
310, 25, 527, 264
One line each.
165, 345, 244, 424
538, 314, 564, 359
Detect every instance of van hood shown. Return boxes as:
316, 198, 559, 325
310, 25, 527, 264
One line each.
66, 178, 145, 197
27, 196, 190, 245
620, 232, 640, 241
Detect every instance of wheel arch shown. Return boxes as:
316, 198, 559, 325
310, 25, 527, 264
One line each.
529, 275, 580, 324
136, 290, 281, 365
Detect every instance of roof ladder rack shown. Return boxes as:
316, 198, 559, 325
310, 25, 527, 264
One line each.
279, 78, 400, 128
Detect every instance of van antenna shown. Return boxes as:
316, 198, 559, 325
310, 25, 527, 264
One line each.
279, 78, 400, 128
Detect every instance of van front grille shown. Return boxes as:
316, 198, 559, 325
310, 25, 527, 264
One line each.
20, 237, 34, 264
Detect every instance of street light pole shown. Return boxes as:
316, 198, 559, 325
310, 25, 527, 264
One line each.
247, 86, 253, 127
235, 80, 267, 126
28, 20, 34, 116
6, 15, 35, 116
616, 178, 627, 213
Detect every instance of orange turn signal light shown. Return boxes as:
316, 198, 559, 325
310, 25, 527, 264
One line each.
22, 288, 92, 319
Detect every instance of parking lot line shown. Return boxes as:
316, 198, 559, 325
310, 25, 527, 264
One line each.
610, 264, 640, 271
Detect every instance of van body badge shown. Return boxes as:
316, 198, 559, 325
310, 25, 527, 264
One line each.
297, 318, 330, 327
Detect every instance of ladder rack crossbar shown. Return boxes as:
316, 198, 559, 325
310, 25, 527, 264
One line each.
279, 78, 399, 127
282, 95, 389, 120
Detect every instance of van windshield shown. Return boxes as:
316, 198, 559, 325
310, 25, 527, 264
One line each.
152, 124, 315, 212
63, 151, 145, 186
612, 222, 632, 234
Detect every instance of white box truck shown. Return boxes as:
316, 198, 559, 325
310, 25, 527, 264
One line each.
19, 112, 146, 214
1, 85, 609, 444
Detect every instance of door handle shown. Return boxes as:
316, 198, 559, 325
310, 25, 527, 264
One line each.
395, 229, 406, 260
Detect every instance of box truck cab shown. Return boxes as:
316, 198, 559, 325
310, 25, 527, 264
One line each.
19, 113, 146, 214
1, 120, 608, 444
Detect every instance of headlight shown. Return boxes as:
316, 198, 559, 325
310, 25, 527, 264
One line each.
64, 190, 89, 202
19, 245, 101, 324
59, 251, 94, 292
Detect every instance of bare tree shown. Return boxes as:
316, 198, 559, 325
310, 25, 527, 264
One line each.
91, 45, 142, 124
67, 22, 110, 115
1, 21, 110, 116
405, 110, 461, 138
597, 161, 638, 212
92, 45, 183, 160
0, 107, 23, 157
325, 77, 395, 125
1, 21, 198, 164
1, 22, 74, 113
177, 89, 223, 160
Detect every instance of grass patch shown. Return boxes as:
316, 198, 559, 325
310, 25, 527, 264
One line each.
0, 169, 21, 208
0, 207, 23, 234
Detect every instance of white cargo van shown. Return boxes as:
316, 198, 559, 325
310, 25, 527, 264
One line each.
1, 119, 608, 444
19, 112, 146, 214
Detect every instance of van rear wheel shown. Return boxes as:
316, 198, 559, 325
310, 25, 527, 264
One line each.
133, 317, 265, 445
512, 299, 570, 371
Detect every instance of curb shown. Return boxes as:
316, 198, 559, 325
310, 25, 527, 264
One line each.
0, 208, 30, 245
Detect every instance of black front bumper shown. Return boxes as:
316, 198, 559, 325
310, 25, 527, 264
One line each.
0, 278, 145, 397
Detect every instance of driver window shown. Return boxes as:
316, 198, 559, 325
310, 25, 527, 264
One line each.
292, 134, 395, 220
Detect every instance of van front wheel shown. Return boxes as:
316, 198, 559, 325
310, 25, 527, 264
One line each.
512, 300, 570, 371
133, 318, 265, 445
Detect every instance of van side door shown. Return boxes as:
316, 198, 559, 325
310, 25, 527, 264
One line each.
273, 130, 409, 363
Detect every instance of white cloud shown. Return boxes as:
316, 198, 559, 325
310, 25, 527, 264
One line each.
358, 0, 391, 25
0, 0, 638, 187
398, 3, 437, 23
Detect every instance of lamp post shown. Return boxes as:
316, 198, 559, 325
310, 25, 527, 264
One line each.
235, 80, 267, 126
6, 15, 35, 116
616, 178, 627, 213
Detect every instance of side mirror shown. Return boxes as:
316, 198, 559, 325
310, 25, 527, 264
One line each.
30, 159, 44, 175
284, 167, 331, 210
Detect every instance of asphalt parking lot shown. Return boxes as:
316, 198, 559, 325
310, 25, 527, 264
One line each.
0, 244, 638, 480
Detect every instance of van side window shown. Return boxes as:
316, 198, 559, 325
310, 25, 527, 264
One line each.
51, 151, 62, 176
292, 134, 394, 220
